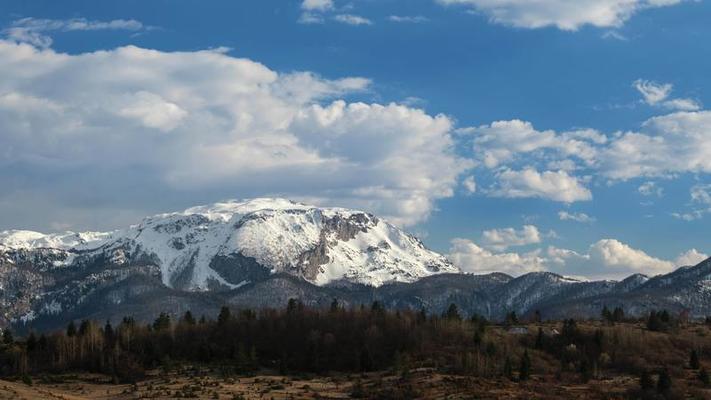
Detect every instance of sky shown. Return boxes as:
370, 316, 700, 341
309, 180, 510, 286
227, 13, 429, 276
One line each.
0, 0, 710, 280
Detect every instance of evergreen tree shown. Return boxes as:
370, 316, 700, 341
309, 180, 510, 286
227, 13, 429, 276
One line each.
690, 349, 701, 369
656, 368, 672, 395
518, 350, 531, 381
330, 298, 340, 313
78, 320, 90, 336
612, 307, 624, 322
640, 370, 654, 391
505, 311, 518, 325
26, 332, 37, 352
181, 311, 196, 325
699, 367, 710, 387
2, 328, 13, 344
535, 327, 544, 349
601, 306, 612, 322
66, 321, 77, 337
217, 306, 232, 326
444, 303, 461, 321
503, 357, 514, 380
153, 313, 171, 331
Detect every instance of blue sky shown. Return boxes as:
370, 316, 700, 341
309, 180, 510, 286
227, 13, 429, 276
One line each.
0, 0, 710, 279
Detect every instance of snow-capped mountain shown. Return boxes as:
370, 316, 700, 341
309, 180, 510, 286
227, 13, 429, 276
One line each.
1, 198, 710, 332
0, 198, 456, 325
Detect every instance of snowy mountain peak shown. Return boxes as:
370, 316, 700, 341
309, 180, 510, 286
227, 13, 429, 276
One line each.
0, 198, 457, 291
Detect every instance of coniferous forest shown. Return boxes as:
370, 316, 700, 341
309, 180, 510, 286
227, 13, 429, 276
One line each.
1, 301, 711, 399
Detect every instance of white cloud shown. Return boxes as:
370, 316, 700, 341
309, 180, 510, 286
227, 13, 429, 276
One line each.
633, 79, 700, 112
0, 40, 470, 228
466, 119, 603, 169
3, 17, 147, 48
436, 0, 685, 31
298, 12, 325, 24
691, 184, 711, 205
388, 15, 430, 23
638, 181, 663, 197
301, 0, 334, 11
462, 176, 477, 194
334, 14, 373, 25
448, 238, 546, 276
558, 211, 596, 223
450, 237, 698, 280
675, 248, 709, 266
672, 184, 711, 221
481, 225, 542, 250
600, 111, 711, 180
491, 168, 592, 202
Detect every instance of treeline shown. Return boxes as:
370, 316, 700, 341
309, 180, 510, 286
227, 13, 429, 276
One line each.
0, 301, 500, 382
0, 302, 708, 398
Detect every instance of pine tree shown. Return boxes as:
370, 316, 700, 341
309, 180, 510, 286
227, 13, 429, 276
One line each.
518, 350, 531, 381
612, 307, 624, 322
601, 306, 612, 322
2, 328, 13, 344
181, 311, 196, 325
445, 303, 461, 321
690, 349, 701, 370
640, 370, 654, 391
66, 321, 77, 337
330, 298, 340, 313
535, 327, 544, 349
700, 367, 710, 387
503, 357, 514, 380
217, 306, 232, 326
657, 368, 672, 395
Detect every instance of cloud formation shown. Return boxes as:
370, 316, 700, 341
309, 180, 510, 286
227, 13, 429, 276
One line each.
490, 168, 592, 203
0, 40, 469, 229
634, 79, 700, 112
334, 14, 373, 25
481, 225, 542, 251
436, 0, 686, 31
3, 17, 147, 48
450, 237, 706, 280
558, 211, 596, 223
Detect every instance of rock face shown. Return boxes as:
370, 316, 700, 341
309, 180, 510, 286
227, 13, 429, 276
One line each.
0, 198, 456, 327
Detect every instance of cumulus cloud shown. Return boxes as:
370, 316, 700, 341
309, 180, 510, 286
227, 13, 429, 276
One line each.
481, 225, 542, 250
462, 176, 477, 194
490, 168, 592, 203
675, 248, 709, 266
450, 237, 699, 280
436, 0, 685, 31
301, 0, 334, 11
0, 40, 469, 230
600, 111, 711, 180
448, 238, 546, 276
558, 211, 596, 223
633, 79, 700, 112
3, 17, 147, 48
466, 119, 603, 169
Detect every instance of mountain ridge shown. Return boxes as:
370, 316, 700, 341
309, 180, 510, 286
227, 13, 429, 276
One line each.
1, 198, 710, 332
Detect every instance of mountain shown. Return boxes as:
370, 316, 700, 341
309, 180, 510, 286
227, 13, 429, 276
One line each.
0, 198, 456, 327
1, 198, 710, 332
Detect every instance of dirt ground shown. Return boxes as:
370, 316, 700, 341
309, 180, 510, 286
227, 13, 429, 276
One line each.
0, 368, 655, 400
